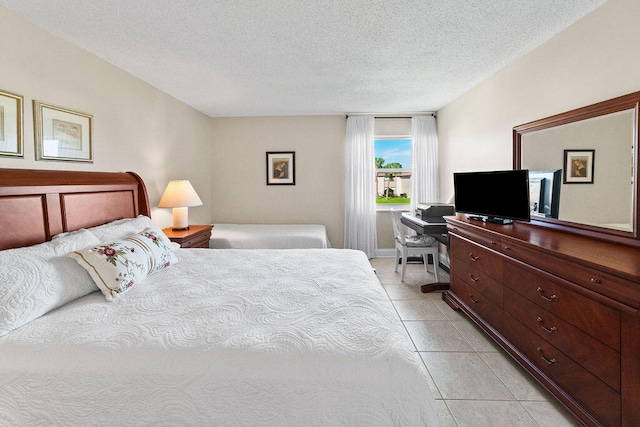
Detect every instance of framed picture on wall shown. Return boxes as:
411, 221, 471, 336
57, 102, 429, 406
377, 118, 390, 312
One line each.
34, 100, 93, 162
563, 149, 594, 184
0, 88, 24, 158
266, 151, 295, 185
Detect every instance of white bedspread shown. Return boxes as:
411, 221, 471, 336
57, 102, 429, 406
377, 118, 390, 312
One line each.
209, 223, 332, 248
0, 249, 438, 426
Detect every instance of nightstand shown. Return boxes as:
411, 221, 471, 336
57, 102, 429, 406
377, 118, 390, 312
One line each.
162, 225, 213, 248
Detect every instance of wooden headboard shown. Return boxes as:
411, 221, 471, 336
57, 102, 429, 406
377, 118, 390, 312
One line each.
0, 168, 150, 250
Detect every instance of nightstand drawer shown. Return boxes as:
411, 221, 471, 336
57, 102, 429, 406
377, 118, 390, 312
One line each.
179, 235, 210, 248
162, 225, 213, 249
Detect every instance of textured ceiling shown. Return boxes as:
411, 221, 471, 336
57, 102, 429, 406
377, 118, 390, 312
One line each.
0, 0, 606, 117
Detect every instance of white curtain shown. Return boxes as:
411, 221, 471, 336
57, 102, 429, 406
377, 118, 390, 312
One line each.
411, 116, 439, 211
344, 116, 377, 258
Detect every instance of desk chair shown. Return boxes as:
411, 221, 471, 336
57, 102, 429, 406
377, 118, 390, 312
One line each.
391, 210, 440, 282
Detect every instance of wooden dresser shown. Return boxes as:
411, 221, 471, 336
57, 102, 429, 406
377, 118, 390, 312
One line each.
444, 216, 640, 427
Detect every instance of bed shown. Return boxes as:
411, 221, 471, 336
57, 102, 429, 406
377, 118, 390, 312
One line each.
210, 223, 332, 249
0, 168, 439, 426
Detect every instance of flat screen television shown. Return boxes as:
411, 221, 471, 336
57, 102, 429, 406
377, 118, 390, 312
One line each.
453, 169, 531, 224
529, 169, 561, 219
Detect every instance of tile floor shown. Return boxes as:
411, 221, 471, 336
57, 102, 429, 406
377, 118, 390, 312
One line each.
369, 257, 578, 427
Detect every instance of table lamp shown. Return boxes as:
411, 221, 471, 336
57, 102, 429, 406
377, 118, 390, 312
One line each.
158, 180, 203, 230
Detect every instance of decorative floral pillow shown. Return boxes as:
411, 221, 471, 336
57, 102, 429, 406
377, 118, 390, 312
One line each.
69, 227, 179, 301
0, 229, 100, 337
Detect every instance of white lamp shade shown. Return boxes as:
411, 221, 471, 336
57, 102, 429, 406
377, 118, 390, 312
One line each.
158, 180, 203, 208
158, 180, 203, 230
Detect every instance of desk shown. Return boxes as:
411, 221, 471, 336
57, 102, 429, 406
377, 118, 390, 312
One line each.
400, 213, 450, 293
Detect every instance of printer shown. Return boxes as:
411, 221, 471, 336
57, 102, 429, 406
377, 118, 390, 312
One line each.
416, 203, 455, 223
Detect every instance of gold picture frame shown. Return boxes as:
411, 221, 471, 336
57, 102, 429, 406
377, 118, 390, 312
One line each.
34, 100, 93, 162
0, 88, 24, 158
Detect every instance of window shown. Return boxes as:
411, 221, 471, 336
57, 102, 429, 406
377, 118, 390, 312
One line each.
375, 137, 412, 206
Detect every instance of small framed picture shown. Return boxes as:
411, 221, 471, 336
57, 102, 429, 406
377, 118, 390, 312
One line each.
34, 100, 93, 162
266, 151, 295, 185
0, 88, 24, 158
563, 149, 594, 184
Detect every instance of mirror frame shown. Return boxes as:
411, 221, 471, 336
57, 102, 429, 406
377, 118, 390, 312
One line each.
513, 91, 640, 248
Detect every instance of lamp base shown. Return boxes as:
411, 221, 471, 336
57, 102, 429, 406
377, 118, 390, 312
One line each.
172, 206, 189, 230
171, 226, 190, 231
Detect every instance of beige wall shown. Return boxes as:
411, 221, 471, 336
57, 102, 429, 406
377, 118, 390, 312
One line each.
5, 0, 638, 250
438, 0, 640, 203
0, 6, 348, 245
0, 6, 213, 229
522, 111, 633, 226
210, 116, 346, 247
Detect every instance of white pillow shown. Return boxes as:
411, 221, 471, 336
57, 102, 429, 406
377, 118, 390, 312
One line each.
69, 227, 179, 301
0, 229, 100, 337
55, 216, 180, 251
85, 215, 157, 242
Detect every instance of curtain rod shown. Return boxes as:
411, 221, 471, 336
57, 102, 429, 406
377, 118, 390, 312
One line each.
345, 112, 436, 119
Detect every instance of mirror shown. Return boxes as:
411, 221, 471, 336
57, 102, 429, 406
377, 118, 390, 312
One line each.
514, 91, 639, 245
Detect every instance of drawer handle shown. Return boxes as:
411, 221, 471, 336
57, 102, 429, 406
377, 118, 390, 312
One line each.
590, 278, 602, 284
536, 347, 557, 365
503, 245, 511, 250
489, 240, 498, 246
536, 287, 558, 302
537, 317, 557, 334
469, 294, 479, 303
469, 253, 479, 262
469, 274, 479, 283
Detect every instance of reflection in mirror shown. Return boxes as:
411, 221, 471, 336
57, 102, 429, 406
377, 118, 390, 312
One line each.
521, 109, 635, 232
529, 169, 561, 219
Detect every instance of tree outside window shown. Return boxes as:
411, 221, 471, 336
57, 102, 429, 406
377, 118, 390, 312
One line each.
374, 139, 412, 205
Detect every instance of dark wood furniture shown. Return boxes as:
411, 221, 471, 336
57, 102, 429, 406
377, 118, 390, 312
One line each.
444, 215, 640, 427
0, 168, 150, 250
513, 91, 640, 248
162, 225, 213, 248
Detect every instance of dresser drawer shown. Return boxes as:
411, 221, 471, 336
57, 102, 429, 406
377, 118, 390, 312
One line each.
451, 235, 504, 279
501, 239, 640, 309
454, 257, 503, 307
504, 262, 620, 351
503, 314, 620, 427
504, 287, 620, 392
449, 225, 502, 252
450, 277, 503, 332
